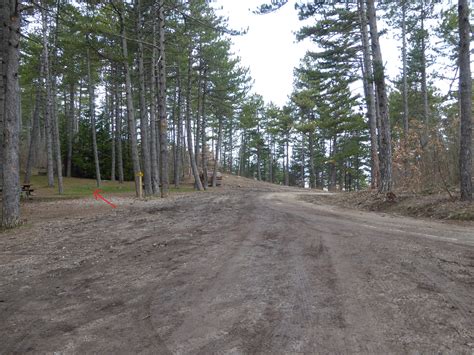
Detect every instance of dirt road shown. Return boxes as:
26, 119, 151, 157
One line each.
1, 183, 473, 353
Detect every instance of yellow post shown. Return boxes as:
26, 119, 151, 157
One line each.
137, 171, 144, 199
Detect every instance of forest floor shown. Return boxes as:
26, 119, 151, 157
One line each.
1, 175, 473, 353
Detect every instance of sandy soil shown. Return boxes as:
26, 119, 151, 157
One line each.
1, 176, 473, 353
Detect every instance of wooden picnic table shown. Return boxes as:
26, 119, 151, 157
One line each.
0, 184, 34, 198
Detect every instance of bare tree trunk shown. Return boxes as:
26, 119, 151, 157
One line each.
42, 5, 54, 188
108, 93, 117, 182
401, 0, 409, 141
137, 0, 152, 196
119, 10, 141, 196
157, 0, 169, 197
285, 137, 289, 186
212, 117, 223, 187
194, 74, 201, 170
115, 74, 124, 184
66, 83, 74, 177
51, 78, 64, 193
25, 65, 43, 184
0, 1, 4, 189
201, 74, 209, 189
150, 32, 160, 193
87, 50, 101, 187
401, 0, 409, 177
50, 0, 63, 194
420, 2, 429, 126
309, 131, 315, 188
108, 78, 115, 182
359, 0, 379, 189
228, 124, 234, 174
300, 135, 305, 187
173, 67, 182, 188
186, 49, 204, 191
458, 0, 472, 201
367, 0, 393, 193
2, 0, 21, 228
238, 132, 245, 176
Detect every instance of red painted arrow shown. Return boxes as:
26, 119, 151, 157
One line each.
93, 189, 117, 208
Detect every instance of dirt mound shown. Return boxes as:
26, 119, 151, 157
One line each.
221, 173, 304, 192
300, 190, 474, 222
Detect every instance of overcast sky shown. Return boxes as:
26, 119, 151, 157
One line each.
212, 0, 460, 107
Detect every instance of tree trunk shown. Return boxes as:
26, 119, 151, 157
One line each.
228, 124, 233, 174
51, 78, 64, 193
458, 0, 472, 201
300, 135, 305, 187
0, 1, 4, 189
212, 117, 223, 187
24, 65, 43, 184
366, 0, 393, 193
104, 78, 116, 182
420, 2, 429, 126
173, 66, 182, 188
309, 131, 315, 188
157, 0, 169, 197
42, 5, 54, 188
285, 137, 289, 186
120, 11, 141, 196
115, 74, 124, 184
201, 74, 209, 189
401, 0, 409, 177
359, 0, 379, 189
87, 50, 101, 188
66, 83, 74, 178
109, 79, 115, 182
2, 0, 21, 228
137, 0, 152, 196
186, 49, 204, 191
150, 28, 160, 193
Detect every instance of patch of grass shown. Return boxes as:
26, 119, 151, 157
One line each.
23, 175, 197, 199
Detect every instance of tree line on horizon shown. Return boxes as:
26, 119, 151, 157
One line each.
0, 0, 472, 228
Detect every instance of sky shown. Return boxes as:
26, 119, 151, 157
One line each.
213, 0, 313, 106
212, 0, 462, 107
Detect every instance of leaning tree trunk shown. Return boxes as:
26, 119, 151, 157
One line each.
458, 0, 472, 201
366, 0, 393, 193
186, 49, 204, 191
358, 0, 379, 189
120, 14, 141, 196
2, 0, 21, 228
87, 50, 101, 188
157, 0, 169, 197
137, 0, 152, 196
